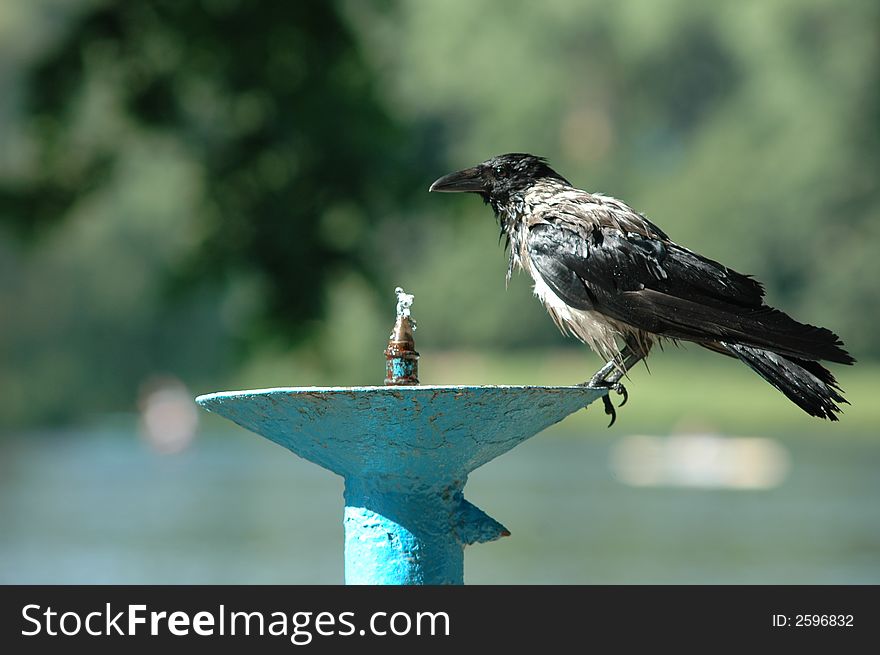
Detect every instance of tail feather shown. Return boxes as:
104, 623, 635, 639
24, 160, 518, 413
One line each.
721, 342, 848, 420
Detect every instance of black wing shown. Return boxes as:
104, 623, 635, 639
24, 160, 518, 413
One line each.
526, 220, 851, 364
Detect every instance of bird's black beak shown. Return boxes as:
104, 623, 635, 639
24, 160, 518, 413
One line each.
429, 166, 485, 193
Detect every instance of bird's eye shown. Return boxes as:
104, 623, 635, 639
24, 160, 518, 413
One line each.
494, 165, 508, 178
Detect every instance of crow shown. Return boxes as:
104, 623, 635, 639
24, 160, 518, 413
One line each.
429, 153, 853, 425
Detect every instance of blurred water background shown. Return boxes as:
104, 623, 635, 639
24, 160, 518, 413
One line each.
3, 416, 878, 584
1, 0, 878, 583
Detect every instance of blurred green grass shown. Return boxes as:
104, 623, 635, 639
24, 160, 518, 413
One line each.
416, 347, 878, 437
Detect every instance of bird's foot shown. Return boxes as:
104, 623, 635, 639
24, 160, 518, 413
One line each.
581, 359, 632, 426
598, 382, 627, 427
586, 368, 612, 388
578, 377, 628, 426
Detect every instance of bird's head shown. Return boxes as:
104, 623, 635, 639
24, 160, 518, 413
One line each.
429, 153, 569, 209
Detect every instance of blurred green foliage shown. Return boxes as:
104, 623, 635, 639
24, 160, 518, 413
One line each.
0, 0, 877, 428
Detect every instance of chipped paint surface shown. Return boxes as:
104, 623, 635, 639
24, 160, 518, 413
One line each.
196, 385, 604, 584
386, 357, 417, 385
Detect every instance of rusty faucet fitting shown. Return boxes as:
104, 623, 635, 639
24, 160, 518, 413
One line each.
384, 287, 419, 385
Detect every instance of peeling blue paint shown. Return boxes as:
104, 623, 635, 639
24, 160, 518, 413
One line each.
387, 357, 417, 383
196, 384, 604, 584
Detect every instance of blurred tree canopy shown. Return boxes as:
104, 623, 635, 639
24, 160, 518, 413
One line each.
0, 0, 429, 338
0, 0, 877, 428
0, 0, 437, 426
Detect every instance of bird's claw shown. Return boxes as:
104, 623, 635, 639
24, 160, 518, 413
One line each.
602, 394, 617, 427
598, 382, 628, 427
581, 372, 629, 427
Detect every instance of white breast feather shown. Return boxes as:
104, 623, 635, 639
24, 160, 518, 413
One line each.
526, 258, 625, 363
